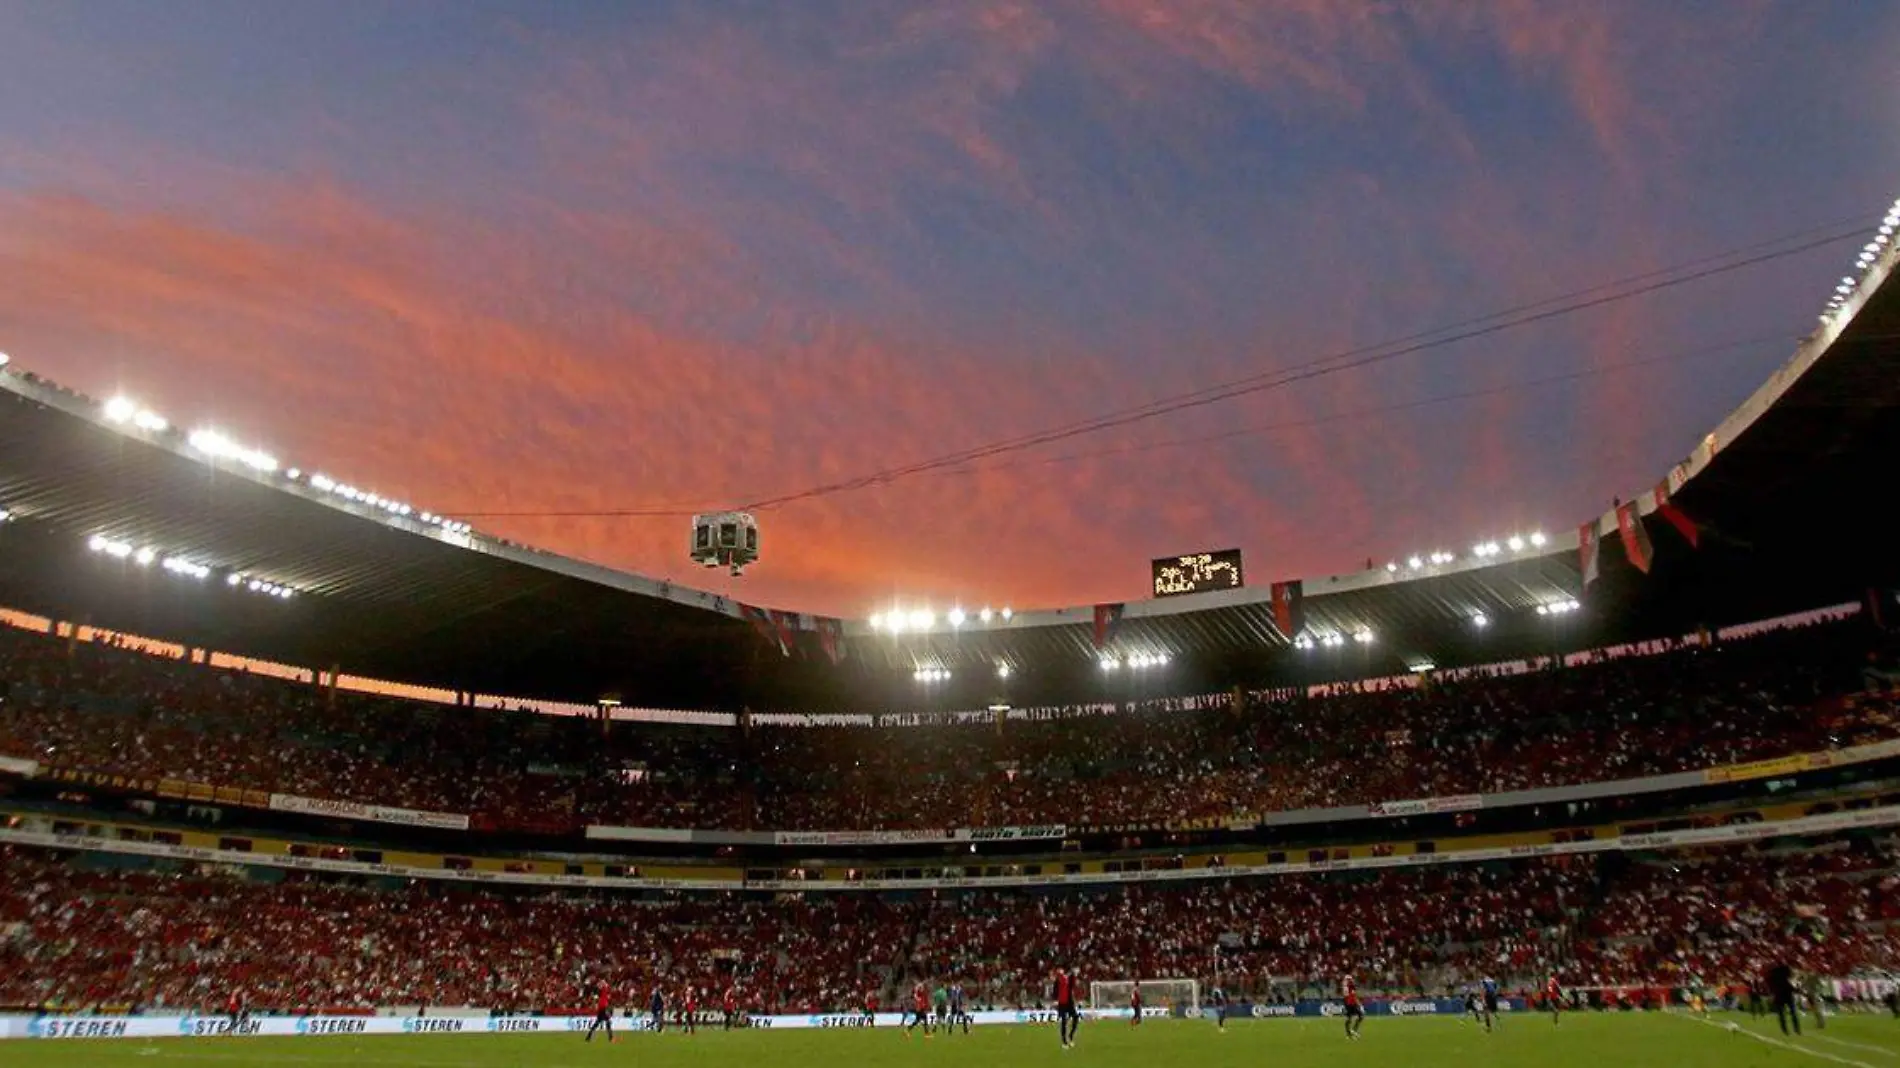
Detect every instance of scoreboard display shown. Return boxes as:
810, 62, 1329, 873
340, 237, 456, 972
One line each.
1151, 549, 1245, 598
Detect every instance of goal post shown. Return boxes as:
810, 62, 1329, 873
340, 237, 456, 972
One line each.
1090, 979, 1200, 1016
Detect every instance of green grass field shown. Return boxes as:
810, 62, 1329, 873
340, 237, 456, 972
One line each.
5, 1012, 1897, 1068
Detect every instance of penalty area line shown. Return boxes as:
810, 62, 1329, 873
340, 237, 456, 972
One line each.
1677, 1012, 1879, 1068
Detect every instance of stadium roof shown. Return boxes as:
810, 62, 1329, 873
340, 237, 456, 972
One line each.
2, 217, 1898, 708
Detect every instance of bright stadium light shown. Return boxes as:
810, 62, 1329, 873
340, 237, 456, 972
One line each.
132, 547, 157, 567
996, 663, 1011, 679
1293, 635, 1313, 650
1507, 535, 1525, 552
1472, 612, 1489, 628
909, 609, 934, 631
1384, 561, 1397, 573
1406, 556, 1423, 571
1100, 657, 1119, 671
868, 612, 885, 632
947, 607, 966, 627
0, 351, 9, 368
103, 396, 137, 423
1353, 629, 1374, 644
1529, 531, 1547, 547
1000, 606, 1013, 621
978, 606, 994, 623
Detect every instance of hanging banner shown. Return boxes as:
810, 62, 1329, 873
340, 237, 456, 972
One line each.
1092, 604, 1124, 651
1615, 501, 1652, 574
1578, 521, 1600, 585
1652, 480, 1701, 549
1270, 581, 1304, 641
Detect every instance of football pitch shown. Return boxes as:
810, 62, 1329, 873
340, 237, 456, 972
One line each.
4, 1013, 1896, 1068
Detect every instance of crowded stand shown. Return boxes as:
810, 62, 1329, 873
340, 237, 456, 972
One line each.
0, 616, 1893, 833
2, 835, 1896, 1014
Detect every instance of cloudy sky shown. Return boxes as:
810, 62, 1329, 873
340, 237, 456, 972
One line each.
1, 1, 1894, 616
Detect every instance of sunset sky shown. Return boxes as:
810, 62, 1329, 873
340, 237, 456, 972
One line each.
1, 2, 1895, 617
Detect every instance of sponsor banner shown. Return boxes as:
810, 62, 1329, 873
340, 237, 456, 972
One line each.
773, 828, 952, 848
770, 826, 1066, 847
1704, 754, 1812, 785
583, 825, 731, 844
1205, 998, 1526, 1021
5, 804, 1900, 899
269, 793, 469, 831
1367, 795, 1482, 818
0, 1010, 1128, 1041
953, 825, 1067, 842
0, 755, 37, 777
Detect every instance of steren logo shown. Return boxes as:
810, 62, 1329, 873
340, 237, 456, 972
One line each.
810, 1015, 871, 1028
489, 1018, 541, 1032
1014, 1011, 1060, 1024
33, 1020, 130, 1039
404, 1019, 465, 1033
185, 1018, 264, 1037
302, 1019, 368, 1035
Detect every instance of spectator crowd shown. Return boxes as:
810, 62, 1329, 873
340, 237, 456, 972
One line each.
1, 618, 1892, 833
2, 836, 1897, 1014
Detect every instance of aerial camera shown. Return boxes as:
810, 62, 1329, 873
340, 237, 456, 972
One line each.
690, 512, 759, 576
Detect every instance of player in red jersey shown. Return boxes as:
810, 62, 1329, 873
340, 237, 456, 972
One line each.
1130, 983, 1142, 1027
905, 980, 931, 1038
682, 986, 699, 1035
1054, 967, 1080, 1049
225, 989, 245, 1033
1341, 975, 1364, 1041
1546, 975, 1563, 1025
585, 980, 616, 1043
723, 983, 740, 1030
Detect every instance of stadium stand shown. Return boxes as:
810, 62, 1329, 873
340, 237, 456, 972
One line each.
3, 833, 1896, 1014
2, 613, 1893, 833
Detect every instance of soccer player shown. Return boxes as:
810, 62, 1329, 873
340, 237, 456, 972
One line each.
585, 980, 615, 1043
723, 983, 740, 1030
649, 985, 667, 1033
1481, 975, 1501, 1033
1210, 985, 1227, 1030
933, 982, 949, 1034
225, 988, 245, 1033
1545, 974, 1563, 1026
682, 986, 699, 1035
1341, 975, 1364, 1041
905, 980, 931, 1038
1054, 967, 1081, 1050
1130, 984, 1143, 1027
949, 980, 970, 1034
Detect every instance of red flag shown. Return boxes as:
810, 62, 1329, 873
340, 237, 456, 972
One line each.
1270, 580, 1304, 639
815, 618, 846, 665
1092, 603, 1124, 650
740, 605, 789, 656
1578, 521, 1601, 586
1652, 480, 1700, 549
1616, 501, 1653, 574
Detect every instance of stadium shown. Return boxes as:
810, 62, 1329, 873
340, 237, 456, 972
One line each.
5, 7, 1900, 1068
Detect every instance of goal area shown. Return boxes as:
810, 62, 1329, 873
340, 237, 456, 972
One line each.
1090, 978, 1200, 1015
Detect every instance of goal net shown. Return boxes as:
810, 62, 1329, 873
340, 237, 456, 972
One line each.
1090, 978, 1200, 1016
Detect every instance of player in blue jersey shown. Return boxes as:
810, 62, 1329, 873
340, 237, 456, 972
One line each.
1481, 975, 1501, 1033
1209, 985, 1228, 1030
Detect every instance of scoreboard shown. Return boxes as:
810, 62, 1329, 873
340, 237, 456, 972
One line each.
1151, 549, 1245, 598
